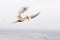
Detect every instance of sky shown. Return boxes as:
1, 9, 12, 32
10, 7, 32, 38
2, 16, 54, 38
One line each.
0, 0, 60, 31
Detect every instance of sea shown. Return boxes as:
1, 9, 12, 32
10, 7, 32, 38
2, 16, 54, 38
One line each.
0, 30, 60, 40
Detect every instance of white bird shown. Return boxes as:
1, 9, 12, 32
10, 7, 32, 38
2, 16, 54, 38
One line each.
12, 7, 40, 23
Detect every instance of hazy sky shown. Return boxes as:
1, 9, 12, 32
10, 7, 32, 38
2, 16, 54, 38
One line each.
0, 0, 60, 31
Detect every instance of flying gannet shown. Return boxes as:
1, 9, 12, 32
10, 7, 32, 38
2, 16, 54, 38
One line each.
12, 7, 40, 23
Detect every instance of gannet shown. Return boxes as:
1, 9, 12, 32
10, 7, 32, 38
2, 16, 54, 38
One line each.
12, 7, 40, 23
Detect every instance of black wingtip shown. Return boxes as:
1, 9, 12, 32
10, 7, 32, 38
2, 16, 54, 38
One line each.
20, 7, 28, 13
31, 12, 40, 19
22, 7, 28, 10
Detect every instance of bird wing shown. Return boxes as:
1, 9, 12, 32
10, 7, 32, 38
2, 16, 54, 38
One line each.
18, 7, 28, 18
11, 21, 18, 24
30, 12, 40, 19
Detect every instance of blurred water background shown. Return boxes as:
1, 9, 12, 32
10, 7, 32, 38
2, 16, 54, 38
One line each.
0, 30, 60, 40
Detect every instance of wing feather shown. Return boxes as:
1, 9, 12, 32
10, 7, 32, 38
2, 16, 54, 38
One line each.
30, 12, 40, 19
18, 7, 28, 17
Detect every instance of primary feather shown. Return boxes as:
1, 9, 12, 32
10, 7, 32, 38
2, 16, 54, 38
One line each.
30, 12, 40, 19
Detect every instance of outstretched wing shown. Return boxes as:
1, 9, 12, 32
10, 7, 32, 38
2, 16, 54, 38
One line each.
19, 7, 28, 14
18, 7, 28, 18
30, 12, 40, 19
